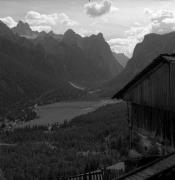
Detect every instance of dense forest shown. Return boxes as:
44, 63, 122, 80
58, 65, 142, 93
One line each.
0, 102, 129, 180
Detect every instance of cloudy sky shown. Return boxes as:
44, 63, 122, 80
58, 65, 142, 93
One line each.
0, 0, 175, 57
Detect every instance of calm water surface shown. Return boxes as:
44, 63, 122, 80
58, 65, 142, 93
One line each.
19, 99, 118, 127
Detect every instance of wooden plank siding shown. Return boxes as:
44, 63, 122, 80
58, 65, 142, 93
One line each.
169, 63, 175, 110
113, 55, 175, 148
123, 62, 170, 111
131, 103, 175, 146
121, 60, 175, 146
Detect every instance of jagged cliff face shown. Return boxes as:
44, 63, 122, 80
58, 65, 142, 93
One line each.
0, 22, 61, 111
0, 21, 16, 40
123, 32, 175, 83
104, 32, 175, 96
0, 21, 86, 114
12, 21, 38, 38
112, 52, 129, 68
11, 21, 123, 85
0, 21, 123, 113
80, 33, 123, 78
34, 28, 123, 85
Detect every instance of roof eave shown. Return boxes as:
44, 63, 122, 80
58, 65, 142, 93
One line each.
112, 54, 172, 100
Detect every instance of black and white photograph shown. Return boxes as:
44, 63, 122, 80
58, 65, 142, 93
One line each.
0, 0, 175, 179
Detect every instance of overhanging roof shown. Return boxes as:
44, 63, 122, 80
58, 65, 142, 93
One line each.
112, 54, 175, 99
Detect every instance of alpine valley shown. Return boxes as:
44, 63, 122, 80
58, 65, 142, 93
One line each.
0, 20, 123, 116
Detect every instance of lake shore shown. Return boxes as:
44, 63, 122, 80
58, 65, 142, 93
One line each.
17, 99, 119, 127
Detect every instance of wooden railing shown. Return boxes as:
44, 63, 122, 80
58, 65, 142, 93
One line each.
59, 156, 162, 180
60, 169, 124, 180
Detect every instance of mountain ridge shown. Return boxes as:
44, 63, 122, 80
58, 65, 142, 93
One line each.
12, 21, 39, 39
33, 27, 123, 86
103, 31, 175, 97
112, 52, 129, 68
0, 21, 123, 116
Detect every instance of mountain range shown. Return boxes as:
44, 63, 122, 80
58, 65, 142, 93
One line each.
3, 20, 175, 115
12, 21, 123, 85
12, 21, 39, 38
112, 52, 129, 67
0, 20, 123, 115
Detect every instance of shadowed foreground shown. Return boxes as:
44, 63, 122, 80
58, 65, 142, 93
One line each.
0, 102, 129, 180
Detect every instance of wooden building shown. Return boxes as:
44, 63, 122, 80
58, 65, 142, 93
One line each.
113, 54, 175, 149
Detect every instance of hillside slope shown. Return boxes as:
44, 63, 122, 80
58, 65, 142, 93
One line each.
0, 21, 87, 115
104, 32, 175, 96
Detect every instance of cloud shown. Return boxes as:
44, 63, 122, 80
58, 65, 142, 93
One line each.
0, 11, 79, 34
84, 0, 118, 17
109, 9, 175, 57
108, 38, 137, 58
30, 25, 52, 32
58, 13, 79, 26
77, 28, 100, 37
108, 25, 151, 57
144, 9, 175, 34
25, 11, 58, 26
0, 16, 17, 28
25, 11, 79, 31
134, 22, 141, 26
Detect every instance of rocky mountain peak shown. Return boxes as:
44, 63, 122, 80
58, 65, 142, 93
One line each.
97, 32, 104, 39
12, 21, 38, 38
64, 29, 75, 34
63, 29, 82, 45
13, 21, 33, 35
0, 20, 15, 39
113, 52, 129, 67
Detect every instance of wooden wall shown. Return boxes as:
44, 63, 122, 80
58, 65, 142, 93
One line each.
131, 103, 175, 147
121, 61, 175, 147
123, 62, 170, 111
170, 63, 175, 110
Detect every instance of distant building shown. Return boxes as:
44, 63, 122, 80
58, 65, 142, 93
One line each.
113, 54, 175, 150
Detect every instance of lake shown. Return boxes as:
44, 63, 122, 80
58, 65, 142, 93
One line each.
18, 99, 118, 127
